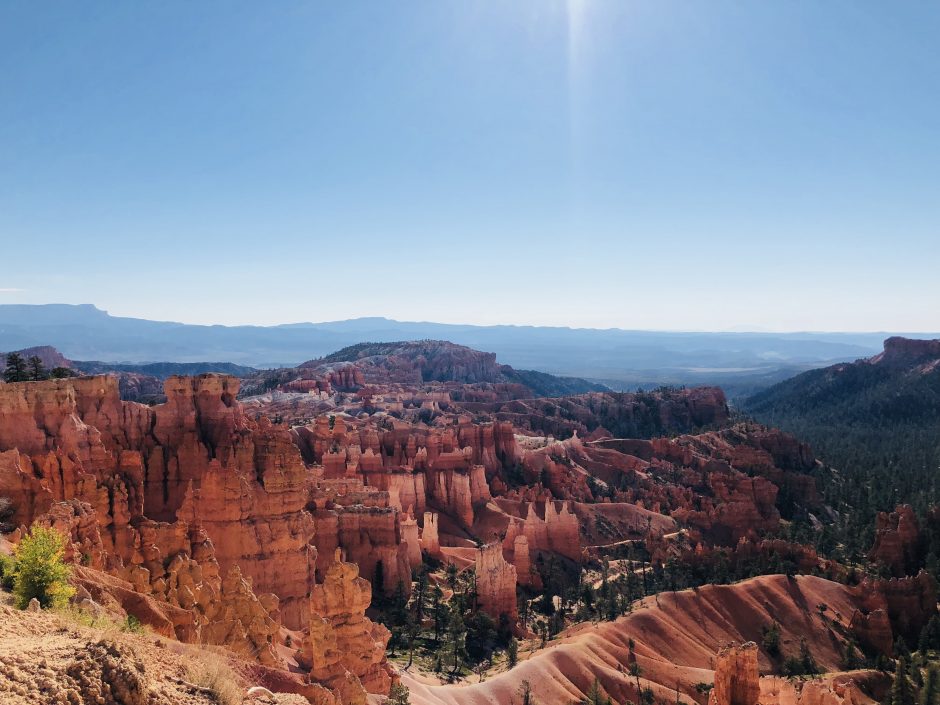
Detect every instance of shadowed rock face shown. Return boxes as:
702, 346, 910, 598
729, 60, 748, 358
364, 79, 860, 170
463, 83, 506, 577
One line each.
869, 505, 923, 577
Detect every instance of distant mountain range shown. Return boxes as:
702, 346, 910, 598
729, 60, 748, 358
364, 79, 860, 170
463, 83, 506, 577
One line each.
2, 303, 937, 395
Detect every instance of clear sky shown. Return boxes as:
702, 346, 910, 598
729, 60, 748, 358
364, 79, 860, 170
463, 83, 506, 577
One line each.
1, 1, 938, 331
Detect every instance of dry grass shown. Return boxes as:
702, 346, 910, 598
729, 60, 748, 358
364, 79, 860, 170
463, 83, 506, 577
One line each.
185, 648, 243, 705
55, 603, 124, 640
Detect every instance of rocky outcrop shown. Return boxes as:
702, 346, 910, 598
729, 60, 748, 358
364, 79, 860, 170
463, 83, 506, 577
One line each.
475, 543, 517, 621
511, 535, 535, 587
201, 565, 281, 664
421, 512, 440, 556
458, 386, 731, 441
708, 642, 760, 705
0, 345, 72, 373
501, 500, 581, 562
849, 608, 893, 658
0, 375, 394, 697
400, 508, 422, 569
870, 505, 923, 577
760, 673, 886, 705
700, 471, 780, 544
848, 571, 938, 655
300, 341, 505, 386
428, 466, 475, 527
310, 505, 410, 593
852, 571, 938, 647
873, 337, 940, 367
300, 550, 393, 699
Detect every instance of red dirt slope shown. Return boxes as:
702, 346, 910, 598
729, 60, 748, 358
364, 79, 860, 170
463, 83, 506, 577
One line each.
404, 574, 871, 705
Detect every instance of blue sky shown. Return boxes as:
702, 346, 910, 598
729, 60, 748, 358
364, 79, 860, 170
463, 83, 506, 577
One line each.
1, 1, 938, 331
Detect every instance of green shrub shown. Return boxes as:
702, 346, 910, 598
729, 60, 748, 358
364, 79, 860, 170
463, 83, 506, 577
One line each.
122, 615, 143, 633
762, 622, 781, 657
12, 525, 75, 609
0, 552, 16, 590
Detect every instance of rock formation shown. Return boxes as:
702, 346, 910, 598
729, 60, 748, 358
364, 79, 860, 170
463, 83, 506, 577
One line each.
870, 505, 923, 577
474, 542, 517, 621
300, 550, 393, 700
709, 642, 760, 705
0, 375, 393, 698
501, 500, 581, 562
310, 503, 410, 594
852, 571, 938, 647
421, 511, 440, 556
400, 508, 422, 569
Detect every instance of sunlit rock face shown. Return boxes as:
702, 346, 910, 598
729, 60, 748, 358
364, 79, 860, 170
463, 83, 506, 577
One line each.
475, 542, 517, 622
0, 375, 393, 697
709, 642, 760, 705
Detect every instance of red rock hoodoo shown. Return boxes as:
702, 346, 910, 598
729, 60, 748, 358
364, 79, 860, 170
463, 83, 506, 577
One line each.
709, 642, 760, 705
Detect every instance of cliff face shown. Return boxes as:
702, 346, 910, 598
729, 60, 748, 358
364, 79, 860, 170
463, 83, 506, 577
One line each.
869, 505, 923, 577
852, 571, 938, 647
709, 642, 760, 705
457, 386, 731, 441
474, 542, 517, 621
311, 504, 410, 593
874, 337, 940, 368
0, 375, 392, 701
294, 415, 517, 478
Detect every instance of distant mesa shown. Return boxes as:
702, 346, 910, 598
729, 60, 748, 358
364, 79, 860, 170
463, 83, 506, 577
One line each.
296, 339, 607, 396
872, 336, 940, 368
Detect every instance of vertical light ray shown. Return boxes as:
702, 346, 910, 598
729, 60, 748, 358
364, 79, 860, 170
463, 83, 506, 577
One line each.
565, 0, 590, 214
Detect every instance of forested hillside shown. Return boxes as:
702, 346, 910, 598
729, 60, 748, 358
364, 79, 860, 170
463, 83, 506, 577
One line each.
744, 337, 940, 560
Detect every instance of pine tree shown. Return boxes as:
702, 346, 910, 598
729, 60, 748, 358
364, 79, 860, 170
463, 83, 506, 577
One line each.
517, 679, 535, 705
27, 356, 47, 381
373, 559, 385, 600
892, 656, 916, 705
414, 567, 429, 623
405, 609, 419, 669
920, 615, 940, 653
445, 609, 467, 676
387, 682, 410, 705
3, 352, 28, 382
507, 637, 519, 669
431, 583, 445, 642
580, 678, 613, 705
762, 622, 781, 657
629, 650, 643, 703
799, 638, 819, 675
921, 665, 939, 705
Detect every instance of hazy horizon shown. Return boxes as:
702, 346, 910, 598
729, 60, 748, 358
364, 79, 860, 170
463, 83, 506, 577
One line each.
1, 302, 938, 336
2, 2, 939, 330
